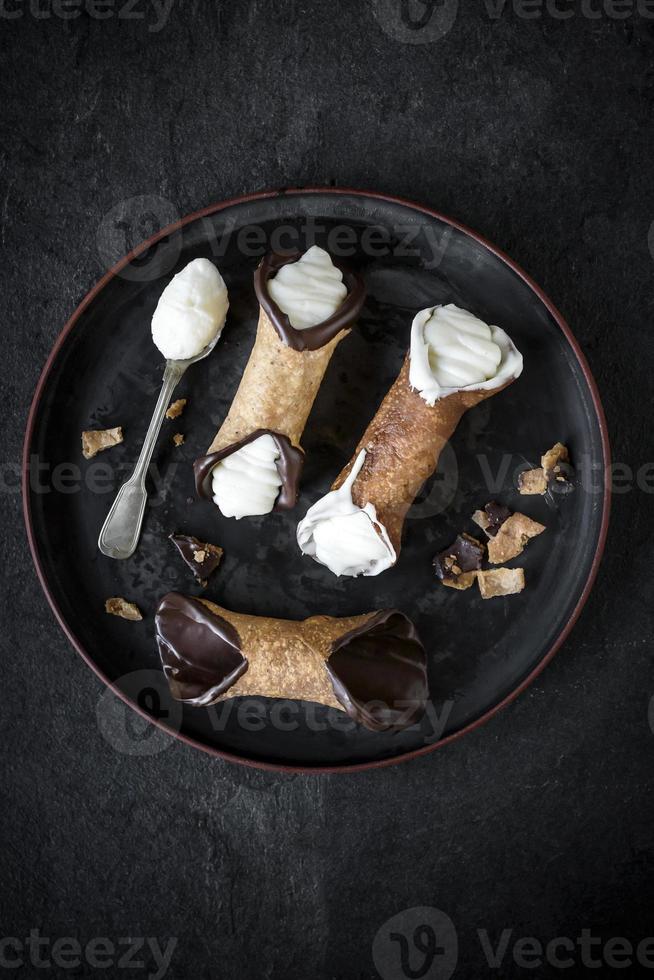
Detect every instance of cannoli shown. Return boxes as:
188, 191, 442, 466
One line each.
193, 247, 365, 519
155, 592, 427, 732
297, 304, 523, 577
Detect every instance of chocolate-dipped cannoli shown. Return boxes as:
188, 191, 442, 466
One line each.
194, 247, 365, 519
297, 304, 523, 577
155, 592, 427, 732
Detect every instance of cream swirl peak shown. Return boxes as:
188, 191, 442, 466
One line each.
211, 434, 282, 520
409, 304, 523, 405
297, 449, 396, 578
267, 245, 348, 330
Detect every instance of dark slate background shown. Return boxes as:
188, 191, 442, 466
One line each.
2, 2, 654, 978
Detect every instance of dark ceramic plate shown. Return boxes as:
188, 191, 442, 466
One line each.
23, 189, 610, 772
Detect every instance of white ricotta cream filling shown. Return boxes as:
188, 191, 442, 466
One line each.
211, 434, 282, 520
268, 245, 347, 329
296, 449, 396, 577
151, 258, 229, 361
409, 304, 523, 406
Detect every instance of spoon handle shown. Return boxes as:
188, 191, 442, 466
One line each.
98, 360, 186, 560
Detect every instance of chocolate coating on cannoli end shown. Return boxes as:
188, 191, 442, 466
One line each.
326, 611, 428, 732
193, 429, 305, 510
155, 593, 247, 705
254, 251, 366, 352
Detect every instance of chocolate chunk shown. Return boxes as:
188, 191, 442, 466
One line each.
169, 534, 223, 585
105, 597, 142, 621
155, 593, 247, 705
254, 251, 366, 352
193, 429, 304, 511
433, 533, 485, 583
484, 501, 512, 535
326, 611, 428, 732
471, 501, 511, 537
549, 460, 576, 494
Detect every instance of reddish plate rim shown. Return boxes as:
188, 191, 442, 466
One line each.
22, 186, 611, 775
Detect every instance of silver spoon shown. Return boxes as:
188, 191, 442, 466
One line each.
98, 334, 220, 560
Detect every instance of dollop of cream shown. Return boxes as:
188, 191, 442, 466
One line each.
211, 434, 282, 520
409, 304, 523, 406
268, 245, 347, 329
152, 258, 229, 360
296, 450, 396, 577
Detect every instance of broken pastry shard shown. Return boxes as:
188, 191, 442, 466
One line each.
518, 442, 573, 495
486, 512, 546, 564
298, 304, 523, 577
82, 427, 123, 459
105, 597, 142, 621
518, 468, 548, 495
442, 571, 477, 591
542, 442, 569, 476
193, 248, 366, 520
155, 592, 428, 732
434, 534, 485, 587
166, 399, 187, 420
169, 534, 223, 585
477, 567, 525, 599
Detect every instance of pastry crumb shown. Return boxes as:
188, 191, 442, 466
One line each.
542, 442, 569, 476
442, 570, 477, 591
487, 512, 546, 564
194, 549, 206, 563
518, 467, 548, 495
173, 433, 185, 447
166, 398, 187, 420
105, 597, 142, 621
518, 443, 573, 494
477, 567, 525, 599
82, 427, 123, 459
